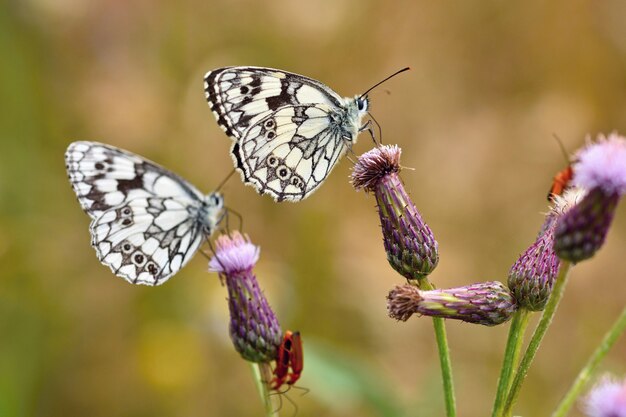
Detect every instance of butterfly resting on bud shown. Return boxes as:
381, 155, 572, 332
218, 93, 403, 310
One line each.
204, 66, 409, 202
65, 141, 225, 286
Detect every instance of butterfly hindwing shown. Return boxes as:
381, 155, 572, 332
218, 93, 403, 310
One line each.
204, 66, 344, 140
89, 197, 204, 285
231, 105, 348, 201
65, 141, 224, 285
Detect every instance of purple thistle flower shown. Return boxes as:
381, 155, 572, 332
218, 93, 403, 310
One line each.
210, 232, 282, 363
351, 145, 439, 282
508, 214, 560, 311
583, 375, 626, 417
554, 133, 626, 262
387, 281, 517, 326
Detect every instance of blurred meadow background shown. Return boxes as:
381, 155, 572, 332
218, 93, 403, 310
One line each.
2, 1, 626, 416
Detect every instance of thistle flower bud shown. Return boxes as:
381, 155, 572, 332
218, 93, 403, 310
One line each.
583, 375, 626, 417
387, 281, 517, 326
554, 133, 626, 263
508, 216, 560, 311
351, 145, 438, 281
209, 232, 282, 363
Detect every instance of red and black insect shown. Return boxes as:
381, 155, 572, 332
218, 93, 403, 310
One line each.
547, 165, 574, 201
271, 330, 303, 391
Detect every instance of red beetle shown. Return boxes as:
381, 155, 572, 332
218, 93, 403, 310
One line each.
271, 330, 303, 391
547, 165, 574, 201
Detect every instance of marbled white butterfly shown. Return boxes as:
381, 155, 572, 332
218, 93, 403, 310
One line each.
65, 141, 225, 286
204, 67, 408, 202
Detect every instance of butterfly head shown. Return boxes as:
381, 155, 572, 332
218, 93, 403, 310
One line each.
202, 192, 225, 232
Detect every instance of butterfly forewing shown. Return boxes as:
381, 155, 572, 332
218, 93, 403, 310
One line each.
205, 66, 368, 202
204, 67, 344, 140
65, 141, 224, 285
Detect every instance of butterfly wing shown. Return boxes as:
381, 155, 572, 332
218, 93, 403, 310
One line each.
231, 104, 349, 202
204, 66, 344, 140
65, 141, 215, 285
89, 196, 205, 285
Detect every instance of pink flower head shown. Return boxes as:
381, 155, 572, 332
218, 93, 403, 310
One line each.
574, 132, 626, 196
583, 375, 626, 417
209, 232, 260, 274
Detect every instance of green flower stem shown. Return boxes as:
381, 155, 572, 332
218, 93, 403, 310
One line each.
502, 261, 572, 417
551, 306, 626, 417
419, 279, 456, 417
491, 308, 531, 417
251, 362, 278, 417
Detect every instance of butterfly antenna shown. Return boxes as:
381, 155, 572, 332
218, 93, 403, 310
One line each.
216, 168, 237, 193
358, 67, 410, 99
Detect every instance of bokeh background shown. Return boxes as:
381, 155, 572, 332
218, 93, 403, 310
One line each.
2, 1, 626, 416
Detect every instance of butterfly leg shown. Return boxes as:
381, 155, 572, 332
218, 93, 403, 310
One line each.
224, 206, 244, 232
367, 111, 384, 145
359, 119, 377, 146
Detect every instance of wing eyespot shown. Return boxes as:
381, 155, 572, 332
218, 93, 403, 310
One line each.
146, 262, 158, 276
276, 165, 290, 180
133, 253, 146, 266
267, 156, 279, 168
121, 242, 133, 254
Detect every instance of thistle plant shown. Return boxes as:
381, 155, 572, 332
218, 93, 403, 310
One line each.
209, 232, 288, 417
500, 133, 626, 417
351, 134, 625, 417
352, 145, 453, 416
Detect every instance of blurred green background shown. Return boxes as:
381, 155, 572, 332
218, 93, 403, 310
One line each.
2, 1, 626, 416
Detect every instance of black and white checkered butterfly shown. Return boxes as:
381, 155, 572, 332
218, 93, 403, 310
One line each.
65, 141, 225, 286
204, 67, 372, 202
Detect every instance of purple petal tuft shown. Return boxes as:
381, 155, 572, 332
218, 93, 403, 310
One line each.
574, 132, 626, 196
351, 145, 401, 192
583, 375, 626, 417
209, 232, 260, 274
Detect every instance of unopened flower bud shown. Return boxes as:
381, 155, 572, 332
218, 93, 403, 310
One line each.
352, 145, 438, 281
387, 281, 517, 326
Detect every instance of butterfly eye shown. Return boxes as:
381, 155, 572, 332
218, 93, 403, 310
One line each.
210, 194, 223, 207
357, 98, 367, 111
